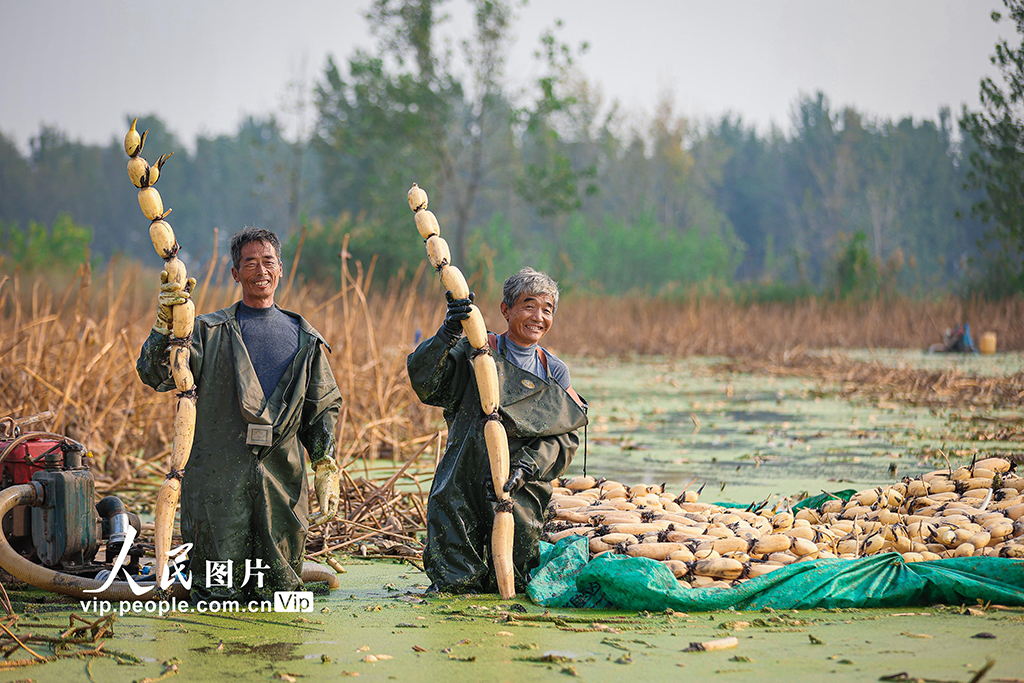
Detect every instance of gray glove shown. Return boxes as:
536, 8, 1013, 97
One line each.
308, 458, 341, 525
154, 271, 195, 336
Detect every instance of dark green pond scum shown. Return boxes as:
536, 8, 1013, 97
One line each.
3, 351, 1024, 682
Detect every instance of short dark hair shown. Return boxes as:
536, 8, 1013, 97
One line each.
502, 267, 560, 311
230, 226, 282, 269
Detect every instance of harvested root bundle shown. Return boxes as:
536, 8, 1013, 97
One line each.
172, 299, 195, 339
170, 396, 196, 469
143, 153, 172, 187
408, 182, 515, 598
128, 156, 149, 188
425, 236, 451, 270
685, 637, 739, 652
751, 534, 790, 555
163, 257, 187, 287
138, 187, 166, 221
124, 117, 147, 157
463, 306, 488, 349
693, 557, 744, 580
169, 346, 194, 392
407, 183, 428, 212
154, 394, 196, 580
129, 152, 173, 189
124, 118, 193, 584
153, 476, 181, 580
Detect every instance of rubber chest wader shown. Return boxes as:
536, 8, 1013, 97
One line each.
409, 334, 587, 593
138, 304, 341, 600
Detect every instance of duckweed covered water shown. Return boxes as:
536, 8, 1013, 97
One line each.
567, 352, 1024, 505
10, 560, 1024, 682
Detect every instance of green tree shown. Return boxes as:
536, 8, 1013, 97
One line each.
314, 0, 596, 284
827, 229, 877, 300
960, 0, 1024, 294
783, 93, 868, 284
885, 111, 984, 291
1, 213, 92, 272
515, 22, 597, 223
315, 0, 511, 273
0, 132, 34, 225
560, 211, 738, 295
697, 115, 788, 280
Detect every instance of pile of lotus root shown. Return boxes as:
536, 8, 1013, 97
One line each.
545, 457, 1023, 589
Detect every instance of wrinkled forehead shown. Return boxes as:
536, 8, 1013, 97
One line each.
240, 240, 279, 262
512, 292, 555, 309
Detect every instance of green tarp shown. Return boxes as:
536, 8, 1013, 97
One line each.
528, 535, 1024, 611
708, 489, 856, 511
791, 489, 857, 511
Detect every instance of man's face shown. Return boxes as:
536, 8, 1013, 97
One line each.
500, 292, 555, 347
231, 240, 283, 308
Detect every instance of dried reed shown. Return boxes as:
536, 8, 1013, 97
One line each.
719, 351, 1024, 410
2, 255, 1022, 559
543, 294, 1024, 357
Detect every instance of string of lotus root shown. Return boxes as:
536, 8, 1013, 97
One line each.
407, 183, 515, 599
124, 118, 195, 584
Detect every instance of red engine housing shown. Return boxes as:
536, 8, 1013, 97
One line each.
0, 437, 58, 488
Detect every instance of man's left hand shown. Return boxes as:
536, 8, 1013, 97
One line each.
309, 458, 340, 525
503, 463, 534, 494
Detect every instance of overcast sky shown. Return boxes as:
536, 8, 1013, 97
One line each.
0, 0, 1010, 154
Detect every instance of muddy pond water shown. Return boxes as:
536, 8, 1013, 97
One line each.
6, 351, 1024, 683
567, 350, 1024, 506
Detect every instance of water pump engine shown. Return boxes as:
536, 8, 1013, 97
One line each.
0, 414, 141, 576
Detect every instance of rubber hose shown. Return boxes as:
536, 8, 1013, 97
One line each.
301, 561, 342, 588
0, 485, 339, 599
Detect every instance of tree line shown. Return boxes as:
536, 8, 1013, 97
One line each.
2, 0, 1021, 298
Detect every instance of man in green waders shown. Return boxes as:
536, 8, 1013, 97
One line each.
408, 267, 588, 593
137, 227, 342, 601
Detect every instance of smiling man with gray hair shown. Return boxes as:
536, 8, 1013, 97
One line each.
407, 267, 587, 594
